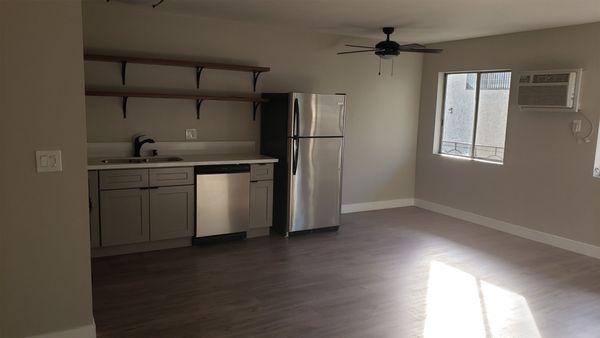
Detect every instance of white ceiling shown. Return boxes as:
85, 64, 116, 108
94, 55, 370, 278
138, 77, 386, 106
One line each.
147, 0, 600, 44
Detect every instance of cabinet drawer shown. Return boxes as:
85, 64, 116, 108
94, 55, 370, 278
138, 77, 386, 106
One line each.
100, 169, 149, 190
250, 163, 274, 181
149, 167, 194, 187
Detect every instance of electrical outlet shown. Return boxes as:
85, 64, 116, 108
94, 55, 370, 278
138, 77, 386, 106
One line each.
185, 129, 198, 140
36, 150, 62, 173
572, 120, 582, 133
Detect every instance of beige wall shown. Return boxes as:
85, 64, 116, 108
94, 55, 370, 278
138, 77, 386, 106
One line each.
0, 1, 94, 337
82, 2, 423, 205
416, 23, 600, 246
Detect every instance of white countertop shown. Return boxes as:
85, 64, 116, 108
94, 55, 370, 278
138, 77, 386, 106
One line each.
88, 153, 278, 170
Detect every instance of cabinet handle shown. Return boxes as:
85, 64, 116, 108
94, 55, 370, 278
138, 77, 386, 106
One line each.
140, 187, 159, 190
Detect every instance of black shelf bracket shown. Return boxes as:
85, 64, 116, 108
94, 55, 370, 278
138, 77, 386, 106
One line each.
107, 0, 164, 8
252, 102, 261, 121
121, 61, 127, 86
196, 99, 204, 119
122, 96, 128, 119
252, 71, 263, 92
196, 66, 204, 89
152, 0, 165, 8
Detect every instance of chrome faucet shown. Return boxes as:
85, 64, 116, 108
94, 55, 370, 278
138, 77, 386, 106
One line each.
133, 135, 155, 157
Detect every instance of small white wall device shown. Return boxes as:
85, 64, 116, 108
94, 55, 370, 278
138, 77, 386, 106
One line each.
36, 150, 62, 173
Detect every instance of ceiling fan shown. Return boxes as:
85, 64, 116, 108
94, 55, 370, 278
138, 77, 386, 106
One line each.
338, 27, 443, 58
338, 27, 442, 75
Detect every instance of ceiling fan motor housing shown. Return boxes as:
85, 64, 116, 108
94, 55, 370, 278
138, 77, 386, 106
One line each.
375, 40, 400, 58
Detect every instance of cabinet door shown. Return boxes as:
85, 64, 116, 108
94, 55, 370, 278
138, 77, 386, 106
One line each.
250, 180, 273, 229
88, 171, 101, 248
150, 185, 195, 241
100, 189, 150, 246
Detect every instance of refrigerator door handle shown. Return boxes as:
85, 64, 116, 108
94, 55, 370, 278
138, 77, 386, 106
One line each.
338, 142, 343, 170
293, 97, 300, 137
338, 101, 345, 135
292, 137, 299, 175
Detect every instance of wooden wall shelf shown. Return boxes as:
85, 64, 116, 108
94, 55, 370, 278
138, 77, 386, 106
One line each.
84, 53, 270, 90
85, 89, 267, 120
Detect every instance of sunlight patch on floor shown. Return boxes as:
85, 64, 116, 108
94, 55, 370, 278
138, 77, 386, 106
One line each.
424, 261, 540, 338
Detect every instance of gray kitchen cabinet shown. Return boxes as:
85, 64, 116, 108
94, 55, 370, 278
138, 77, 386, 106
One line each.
88, 171, 101, 248
250, 180, 273, 229
100, 188, 150, 247
150, 185, 195, 241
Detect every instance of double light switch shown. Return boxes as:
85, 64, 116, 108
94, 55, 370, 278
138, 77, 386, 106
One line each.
36, 150, 62, 173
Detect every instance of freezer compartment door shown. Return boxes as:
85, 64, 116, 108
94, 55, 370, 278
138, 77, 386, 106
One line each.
288, 137, 343, 232
290, 93, 345, 137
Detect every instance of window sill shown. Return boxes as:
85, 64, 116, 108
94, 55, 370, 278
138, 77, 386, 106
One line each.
435, 153, 504, 166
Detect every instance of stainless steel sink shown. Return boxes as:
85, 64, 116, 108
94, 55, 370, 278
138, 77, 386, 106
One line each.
145, 156, 184, 163
101, 156, 184, 164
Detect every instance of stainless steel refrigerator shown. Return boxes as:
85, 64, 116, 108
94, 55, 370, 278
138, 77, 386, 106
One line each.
261, 93, 345, 236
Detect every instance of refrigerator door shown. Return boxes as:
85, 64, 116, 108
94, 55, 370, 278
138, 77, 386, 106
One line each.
288, 137, 343, 232
290, 93, 345, 137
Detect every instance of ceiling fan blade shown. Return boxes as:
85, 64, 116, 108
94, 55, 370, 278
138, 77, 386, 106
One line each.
400, 43, 426, 49
345, 44, 375, 49
337, 50, 376, 55
398, 47, 443, 54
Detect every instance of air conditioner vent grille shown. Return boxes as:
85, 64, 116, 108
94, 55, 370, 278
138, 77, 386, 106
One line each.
519, 86, 569, 106
532, 73, 570, 83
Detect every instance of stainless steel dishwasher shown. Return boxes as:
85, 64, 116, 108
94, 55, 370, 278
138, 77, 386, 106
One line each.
194, 164, 250, 241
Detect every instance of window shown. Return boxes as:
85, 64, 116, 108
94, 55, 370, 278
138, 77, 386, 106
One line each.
438, 71, 511, 163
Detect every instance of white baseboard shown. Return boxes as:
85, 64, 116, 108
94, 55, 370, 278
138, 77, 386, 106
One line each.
27, 322, 96, 338
414, 199, 600, 260
341, 197, 600, 260
341, 198, 415, 214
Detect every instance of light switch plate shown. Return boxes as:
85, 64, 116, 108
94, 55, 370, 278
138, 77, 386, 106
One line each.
572, 119, 582, 133
185, 129, 198, 140
36, 150, 62, 173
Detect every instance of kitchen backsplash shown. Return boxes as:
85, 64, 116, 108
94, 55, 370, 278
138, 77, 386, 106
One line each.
87, 141, 257, 158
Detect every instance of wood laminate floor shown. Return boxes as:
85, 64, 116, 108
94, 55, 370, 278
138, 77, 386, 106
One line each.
92, 207, 600, 337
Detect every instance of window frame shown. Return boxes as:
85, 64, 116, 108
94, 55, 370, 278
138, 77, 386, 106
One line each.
437, 69, 512, 164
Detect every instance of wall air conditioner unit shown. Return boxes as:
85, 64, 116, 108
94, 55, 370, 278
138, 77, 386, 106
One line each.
517, 69, 582, 112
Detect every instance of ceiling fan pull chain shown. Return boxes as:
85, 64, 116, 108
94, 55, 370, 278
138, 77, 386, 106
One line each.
391, 58, 394, 76
378, 58, 382, 76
